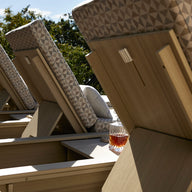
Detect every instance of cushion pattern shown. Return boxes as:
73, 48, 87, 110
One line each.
94, 118, 115, 132
6, 20, 97, 128
0, 45, 36, 109
73, 0, 192, 68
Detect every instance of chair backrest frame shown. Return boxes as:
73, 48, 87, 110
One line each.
86, 30, 192, 139
13, 48, 87, 133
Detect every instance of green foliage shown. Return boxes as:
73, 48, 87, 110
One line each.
0, 6, 103, 93
2, 6, 41, 33
44, 18, 89, 49
58, 43, 91, 84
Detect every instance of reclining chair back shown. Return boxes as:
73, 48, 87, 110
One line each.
0, 45, 36, 110
6, 20, 115, 135
73, 1, 192, 192
73, 0, 192, 139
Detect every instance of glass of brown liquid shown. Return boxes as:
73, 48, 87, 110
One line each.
109, 122, 129, 155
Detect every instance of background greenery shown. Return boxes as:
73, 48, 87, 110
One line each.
0, 6, 103, 93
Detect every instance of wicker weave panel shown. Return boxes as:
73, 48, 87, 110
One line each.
0, 45, 36, 109
6, 20, 97, 128
73, 0, 192, 68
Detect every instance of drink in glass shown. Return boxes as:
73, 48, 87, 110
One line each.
109, 122, 129, 155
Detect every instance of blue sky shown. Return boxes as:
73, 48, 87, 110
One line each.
0, 0, 84, 21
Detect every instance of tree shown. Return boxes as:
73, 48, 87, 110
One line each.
0, 6, 103, 93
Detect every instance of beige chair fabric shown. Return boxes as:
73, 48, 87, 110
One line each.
0, 45, 36, 110
73, 0, 192, 69
6, 20, 117, 132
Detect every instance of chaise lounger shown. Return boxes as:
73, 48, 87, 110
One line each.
0, 45, 36, 112
0, 1, 190, 191
6, 19, 119, 138
72, 0, 192, 191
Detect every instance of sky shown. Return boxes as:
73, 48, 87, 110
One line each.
0, 0, 84, 21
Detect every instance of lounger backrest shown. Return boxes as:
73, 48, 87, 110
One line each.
0, 45, 36, 110
73, 0, 192, 68
73, 0, 192, 139
73, 2, 192, 191
6, 20, 97, 129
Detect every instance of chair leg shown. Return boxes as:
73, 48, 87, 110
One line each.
22, 101, 63, 137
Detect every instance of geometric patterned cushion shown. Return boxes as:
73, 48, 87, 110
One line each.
6, 20, 97, 128
94, 118, 115, 132
0, 45, 36, 109
73, 0, 192, 68
93, 104, 121, 132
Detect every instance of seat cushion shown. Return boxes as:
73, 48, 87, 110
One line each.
73, 0, 192, 68
0, 45, 36, 109
80, 85, 112, 119
6, 20, 97, 128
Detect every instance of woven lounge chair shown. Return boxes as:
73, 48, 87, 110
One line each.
73, 0, 192, 191
6, 20, 118, 138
